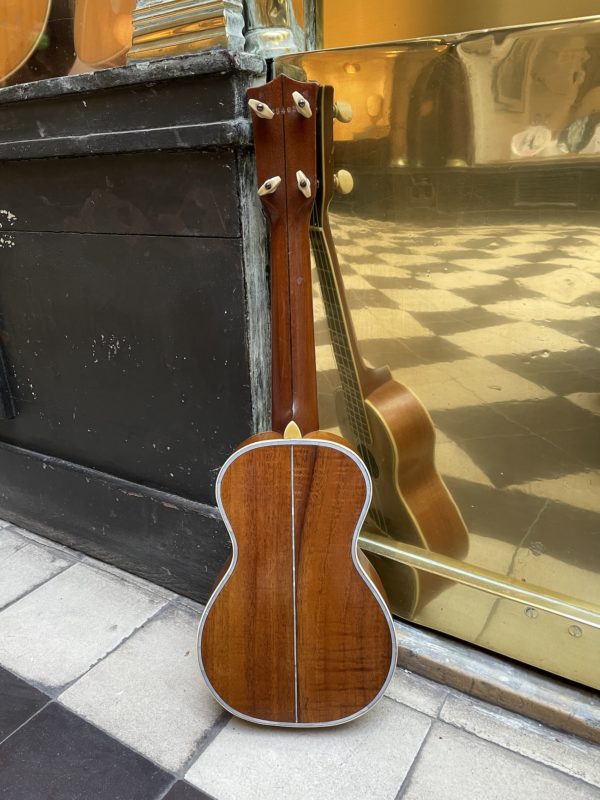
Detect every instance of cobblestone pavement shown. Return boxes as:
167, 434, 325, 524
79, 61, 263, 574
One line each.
0, 519, 599, 800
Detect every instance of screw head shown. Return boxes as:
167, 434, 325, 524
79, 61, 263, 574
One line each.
299, 179, 307, 188
298, 99, 306, 107
257, 103, 264, 111
265, 182, 271, 190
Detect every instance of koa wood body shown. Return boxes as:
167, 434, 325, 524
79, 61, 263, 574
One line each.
310, 86, 469, 616
200, 432, 395, 724
198, 76, 396, 726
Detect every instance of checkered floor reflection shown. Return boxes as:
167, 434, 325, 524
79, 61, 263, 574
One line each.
314, 216, 600, 608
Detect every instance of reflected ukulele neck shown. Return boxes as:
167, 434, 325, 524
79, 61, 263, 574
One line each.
310, 85, 372, 447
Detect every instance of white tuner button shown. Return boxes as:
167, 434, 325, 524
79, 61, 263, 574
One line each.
292, 91, 312, 118
333, 101, 353, 123
258, 176, 282, 196
248, 99, 274, 119
334, 170, 354, 195
296, 170, 312, 198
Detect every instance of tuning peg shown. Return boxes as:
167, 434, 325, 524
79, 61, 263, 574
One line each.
248, 99, 274, 119
333, 101, 353, 123
296, 170, 312, 198
292, 91, 312, 118
334, 170, 354, 195
258, 176, 281, 196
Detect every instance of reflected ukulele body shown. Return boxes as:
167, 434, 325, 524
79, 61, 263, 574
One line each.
310, 85, 469, 617
199, 430, 396, 726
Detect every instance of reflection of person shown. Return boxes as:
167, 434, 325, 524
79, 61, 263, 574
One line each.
510, 35, 593, 159
529, 35, 589, 134
558, 44, 600, 154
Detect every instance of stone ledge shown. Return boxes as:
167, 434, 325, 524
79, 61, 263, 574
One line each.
395, 619, 600, 746
0, 50, 265, 105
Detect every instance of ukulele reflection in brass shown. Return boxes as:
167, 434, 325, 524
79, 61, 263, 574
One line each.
198, 76, 396, 727
311, 86, 469, 618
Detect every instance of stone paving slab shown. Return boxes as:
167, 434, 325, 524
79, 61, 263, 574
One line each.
185, 698, 431, 800
79, 554, 178, 604
0, 562, 167, 689
60, 602, 222, 772
400, 722, 600, 800
3, 524, 83, 560
0, 527, 30, 558
440, 692, 600, 789
0, 534, 73, 610
1, 520, 600, 800
4, 523, 177, 604
385, 668, 449, 717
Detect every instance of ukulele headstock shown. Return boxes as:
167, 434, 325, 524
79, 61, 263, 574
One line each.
315, 84, 336, 214
247, 76, 319, 226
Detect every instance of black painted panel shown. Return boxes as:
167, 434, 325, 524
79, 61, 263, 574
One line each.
0, 151, 241, 238
0, 231, 252, 504
0, 73, 245, 150
0, 118, 252, 161
0, 442, 229, 601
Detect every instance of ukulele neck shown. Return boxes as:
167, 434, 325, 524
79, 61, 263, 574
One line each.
248, 76, 320, 436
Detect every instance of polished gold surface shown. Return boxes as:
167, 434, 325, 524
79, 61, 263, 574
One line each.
127, 0, 244, 63
322, 2, 600, 48
275, 17, 600, 689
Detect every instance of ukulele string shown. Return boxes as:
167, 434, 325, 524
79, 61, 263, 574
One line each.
310, 205, 393, 540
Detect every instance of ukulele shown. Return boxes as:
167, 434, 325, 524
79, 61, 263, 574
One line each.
0, 0, 51, 83
310, 85, 469, 616
198, 75, 396, 727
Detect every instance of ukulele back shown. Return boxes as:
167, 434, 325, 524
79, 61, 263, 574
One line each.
198, 431, 396, 726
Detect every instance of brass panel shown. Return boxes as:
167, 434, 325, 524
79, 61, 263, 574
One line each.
322, 2, 600, 49
275, 17, 600, 689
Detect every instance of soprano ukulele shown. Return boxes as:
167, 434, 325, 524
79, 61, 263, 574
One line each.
310, 85, 469, 616
198, 75, 396, 727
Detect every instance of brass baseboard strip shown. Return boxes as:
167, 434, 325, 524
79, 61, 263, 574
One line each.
360, 532, 600, 630
393, 617, 600, 746
359, 532, 600, 743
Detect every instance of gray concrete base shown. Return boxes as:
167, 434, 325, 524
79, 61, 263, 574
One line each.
2, 520, 600, 799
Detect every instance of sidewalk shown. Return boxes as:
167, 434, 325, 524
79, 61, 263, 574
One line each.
0, 519, 599, 800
